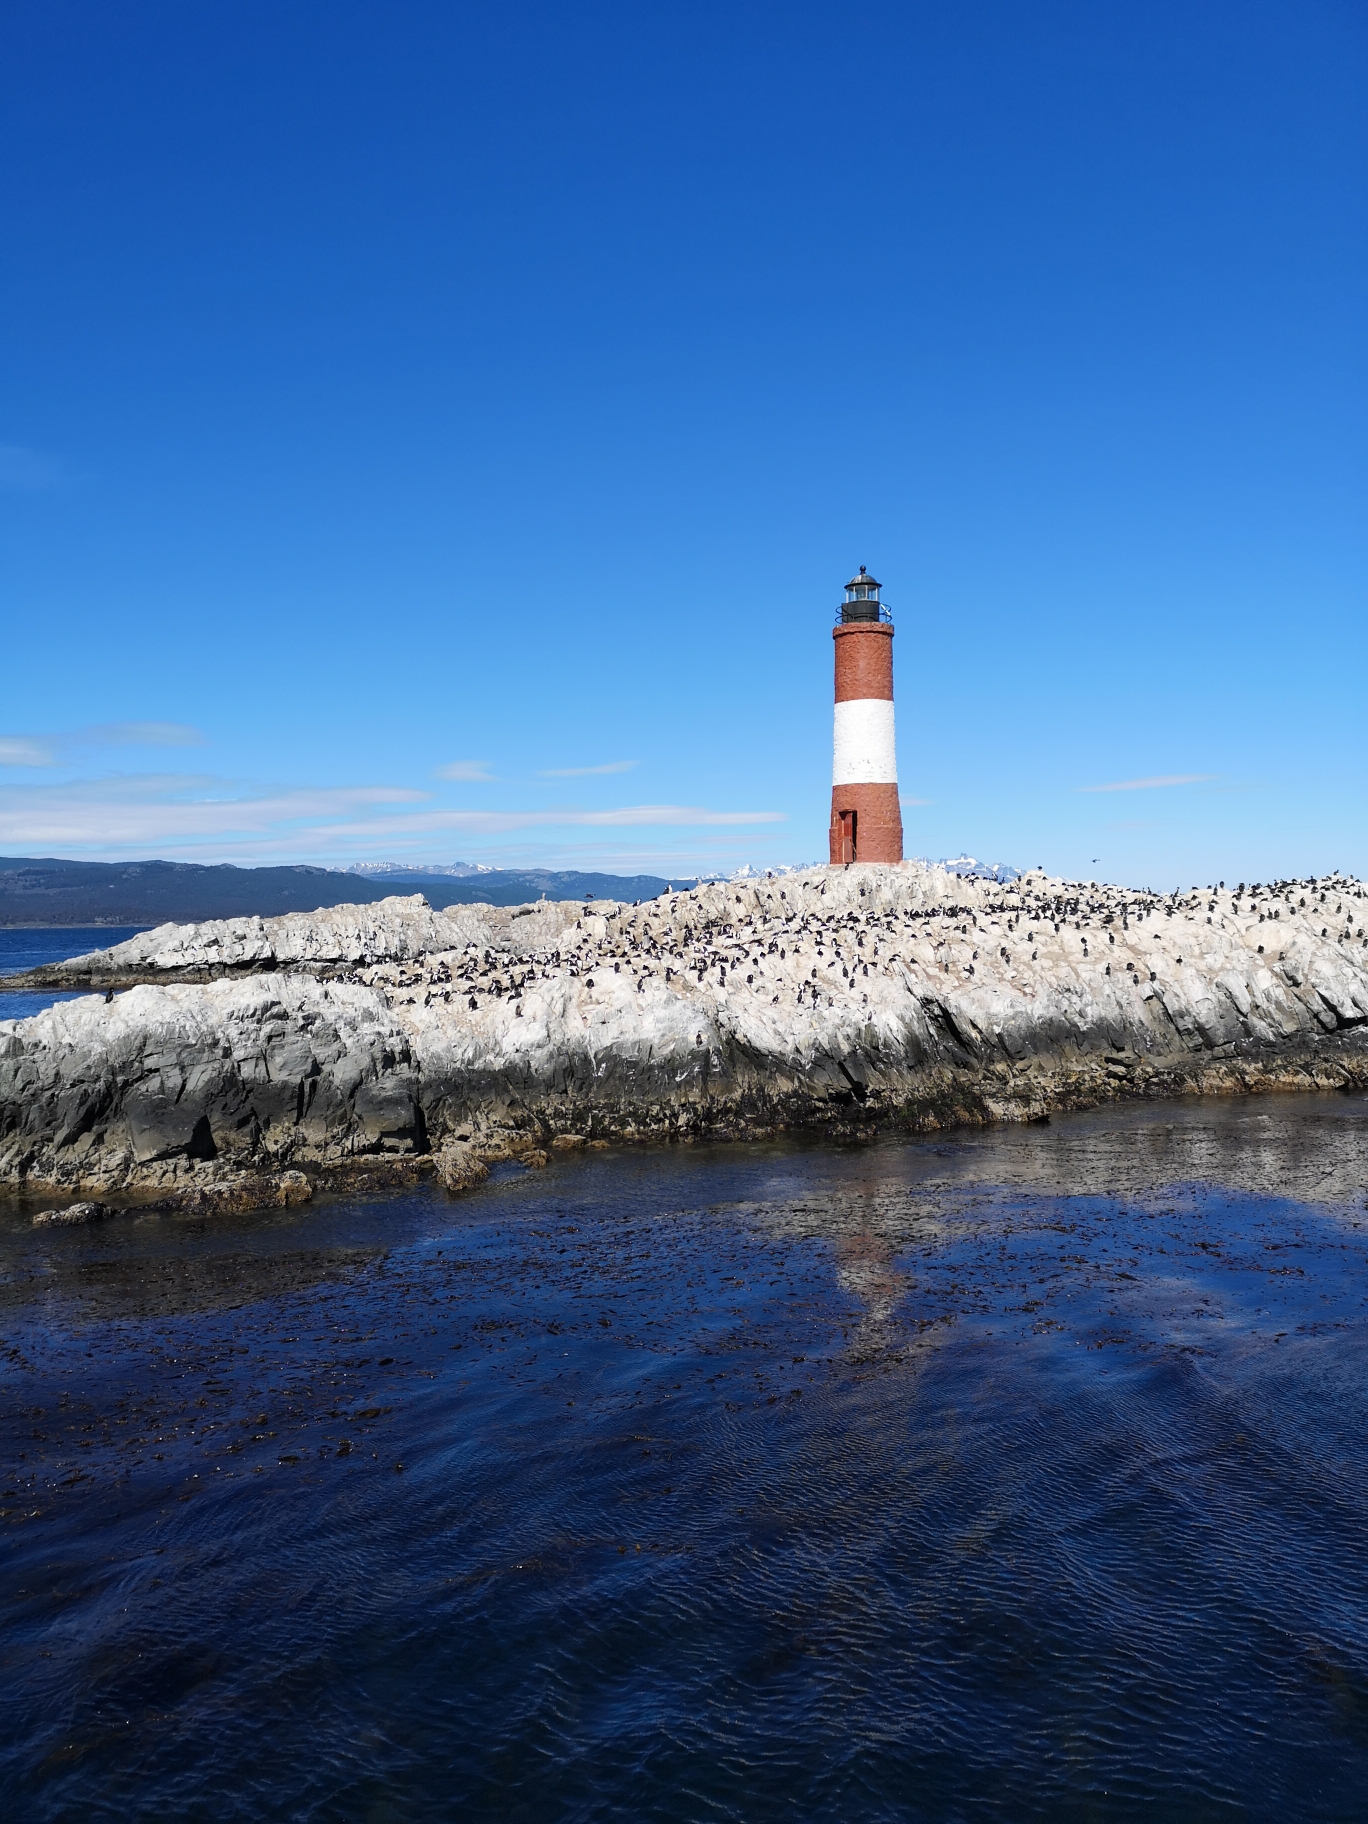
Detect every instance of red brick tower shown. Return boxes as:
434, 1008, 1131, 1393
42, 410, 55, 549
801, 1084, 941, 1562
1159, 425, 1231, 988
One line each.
829, 566, 903, 865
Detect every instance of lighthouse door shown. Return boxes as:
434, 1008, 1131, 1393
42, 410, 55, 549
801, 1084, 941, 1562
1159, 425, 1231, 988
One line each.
838, 809, 856, 865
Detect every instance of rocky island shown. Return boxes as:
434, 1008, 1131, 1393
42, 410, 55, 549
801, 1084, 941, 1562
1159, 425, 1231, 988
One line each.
3, 862, 1366, 1217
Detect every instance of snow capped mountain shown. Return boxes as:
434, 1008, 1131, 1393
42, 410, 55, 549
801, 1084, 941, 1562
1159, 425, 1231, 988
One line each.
696, 863, 818, 883
339, 861, 497, 878
931, 855, 1021, 882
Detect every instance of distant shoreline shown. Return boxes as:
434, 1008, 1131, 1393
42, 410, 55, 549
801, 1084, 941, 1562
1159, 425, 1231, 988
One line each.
0, 855, 695, 928
1, 921, 159, 931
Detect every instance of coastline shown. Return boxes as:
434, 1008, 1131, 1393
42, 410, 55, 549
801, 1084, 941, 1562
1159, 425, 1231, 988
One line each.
4, 861, 1366, 1220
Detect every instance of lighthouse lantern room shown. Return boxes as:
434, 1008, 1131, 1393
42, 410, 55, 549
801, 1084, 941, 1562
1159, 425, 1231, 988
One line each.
829, 566, 903, 865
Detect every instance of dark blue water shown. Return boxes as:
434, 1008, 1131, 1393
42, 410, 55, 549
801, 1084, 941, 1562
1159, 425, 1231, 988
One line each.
4, 1094, 1368, 1820
0, 926, 147, 1020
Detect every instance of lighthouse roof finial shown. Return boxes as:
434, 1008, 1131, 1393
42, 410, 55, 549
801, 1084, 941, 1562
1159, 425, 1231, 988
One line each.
844, 565, 881, 591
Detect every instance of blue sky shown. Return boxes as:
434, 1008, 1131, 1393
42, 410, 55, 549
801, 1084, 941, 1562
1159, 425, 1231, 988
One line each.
2, 0, 1363, 887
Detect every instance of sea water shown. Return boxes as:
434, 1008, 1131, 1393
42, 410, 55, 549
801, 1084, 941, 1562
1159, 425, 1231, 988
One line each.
3, 1095, 1368, 1819
0, 927, 147, 1021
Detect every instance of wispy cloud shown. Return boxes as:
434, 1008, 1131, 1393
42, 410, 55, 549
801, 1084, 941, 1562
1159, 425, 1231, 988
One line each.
0, 443, 64, 490
0, 779, 428, 850
539, 760, 637, 778
435, 760, 496, 782
0, 775, 784, 863
1079, 774, 1216, 793
0, 738, 54, 767
83, 721, 206, 748
0, 723, 206, 765
900, 797, 932, 807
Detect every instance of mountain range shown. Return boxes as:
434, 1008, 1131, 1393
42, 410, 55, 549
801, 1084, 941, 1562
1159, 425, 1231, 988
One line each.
0, 857, 694, 926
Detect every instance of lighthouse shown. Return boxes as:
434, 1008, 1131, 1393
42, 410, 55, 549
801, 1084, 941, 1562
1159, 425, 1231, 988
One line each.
829, 566, 903, 865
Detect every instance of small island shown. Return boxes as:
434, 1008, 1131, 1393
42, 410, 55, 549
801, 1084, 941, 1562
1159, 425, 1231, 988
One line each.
3, 862, 1366, 1218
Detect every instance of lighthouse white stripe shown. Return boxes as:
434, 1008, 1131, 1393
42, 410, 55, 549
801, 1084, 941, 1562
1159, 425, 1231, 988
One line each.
833, 697, 897, 786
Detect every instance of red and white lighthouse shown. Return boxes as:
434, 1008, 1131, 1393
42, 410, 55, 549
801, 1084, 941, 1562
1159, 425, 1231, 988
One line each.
829, 566, 903, 865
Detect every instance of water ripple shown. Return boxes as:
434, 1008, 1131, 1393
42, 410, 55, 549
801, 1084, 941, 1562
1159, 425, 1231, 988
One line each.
3, 1093, 1368, 1818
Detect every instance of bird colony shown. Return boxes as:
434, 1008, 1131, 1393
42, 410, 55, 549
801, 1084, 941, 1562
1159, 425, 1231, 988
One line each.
3, 863, 1366, 1217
